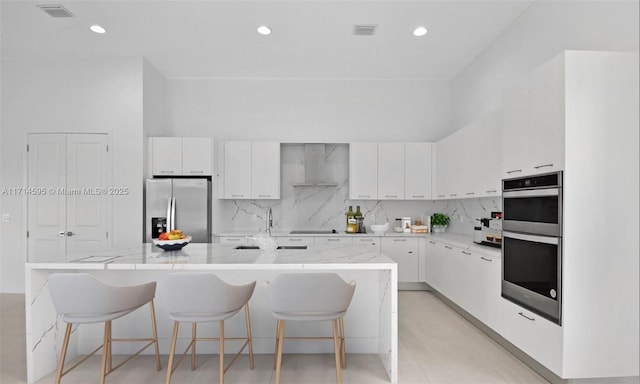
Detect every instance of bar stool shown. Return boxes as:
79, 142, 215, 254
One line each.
264, 273, 356, 384
161, 273, 256, 384
47, 273, 161, 384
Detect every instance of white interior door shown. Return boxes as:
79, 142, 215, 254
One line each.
65, 134, 109, 260
28, 134, 67, 262
28, 133, 109, 262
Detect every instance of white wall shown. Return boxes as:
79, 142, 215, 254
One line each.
0, 58, 146, 292
166, 78, 450, 142
450, 0, 640, 130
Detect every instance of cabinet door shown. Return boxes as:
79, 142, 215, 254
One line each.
349, 143, 378, 200
476, 253, 501, 331
152, 137, 182, 176
218, 236, 248, 245
182, 137, 212, 176
251, 142, 280, 199
381, 237, 419, 282
378, 143, 405, 200
224, 141, 252, 199
353, 237, 380, 251
315, 237, 353, 245
405, 142, 433, 200
434, 134, 460, 199
424, 240, 441, 290
276, 236, 315, 246
502, 80, 531, 178
527, 55, 565, 174
477, 111, 502, 196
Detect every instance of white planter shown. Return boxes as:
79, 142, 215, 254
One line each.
432, 225, 447, 233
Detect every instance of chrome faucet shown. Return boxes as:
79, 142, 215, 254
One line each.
266, 207, 273, 236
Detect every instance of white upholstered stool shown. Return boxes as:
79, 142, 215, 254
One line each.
264, 273, 356, 384
161, 273, 256, 384
47, 273, 161, 384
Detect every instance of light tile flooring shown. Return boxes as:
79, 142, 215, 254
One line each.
1, 291, 548, 383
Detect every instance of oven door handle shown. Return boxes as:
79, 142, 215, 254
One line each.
503, 188, 560, 198
502, 231, 559, 245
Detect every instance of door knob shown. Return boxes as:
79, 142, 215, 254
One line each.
66, 231, 74, 237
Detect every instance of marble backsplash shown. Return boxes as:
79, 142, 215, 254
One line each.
219, 143, 501, 236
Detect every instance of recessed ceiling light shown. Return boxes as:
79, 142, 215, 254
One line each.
90, 25, 106, 34
257, 26, 272, 35
413, 26, 428, 37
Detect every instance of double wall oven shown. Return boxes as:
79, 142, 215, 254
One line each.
502, 172, 563, 325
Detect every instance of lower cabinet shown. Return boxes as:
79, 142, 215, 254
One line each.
500, 298, 563, 374
353, 237, 381, 251
275, 236, 315, 246
315, 237, 353, 245
218, 236, 248, 245
381, 237, 419, 283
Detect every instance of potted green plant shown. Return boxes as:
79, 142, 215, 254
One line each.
431, 213, 450, 233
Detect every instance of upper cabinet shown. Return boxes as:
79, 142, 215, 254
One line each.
502, 54, 565, 178
349, 143, 378, 200
222, 141, 280, 199
434, 113, 502, 200
151, 137, 212, 176
349, 142, 433, 200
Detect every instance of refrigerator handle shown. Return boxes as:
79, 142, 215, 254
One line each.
170, 197, 176, 231
166, 197, 173, 231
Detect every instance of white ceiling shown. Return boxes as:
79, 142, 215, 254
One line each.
1, 0, 533, 80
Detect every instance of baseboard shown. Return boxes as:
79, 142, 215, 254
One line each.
398, 282, 429, 291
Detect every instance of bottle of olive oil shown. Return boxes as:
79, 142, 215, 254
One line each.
355, 206, 364, 233
346, 206, 355, 233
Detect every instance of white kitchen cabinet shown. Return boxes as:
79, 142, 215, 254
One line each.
182, 137, 213, 176
500, 298, 563, 374
349, 143, 378, 200
381, 237, 419, 283
276, 236, 315, 246
315, 236, 353, 245
218, 236, 248, 245
377, 143, 405, 200
152, 137, 183, 176
502, 54, 565, 178
434, 116, 501, 199
223, 141, 280, 199
424, 239, 442, 290
405, 142, 433, 200
251, 142, 280, 199
350, 142, 433, 200
152, 137, 213, 176
223, 141, 252, 199
353, 237, 381, 251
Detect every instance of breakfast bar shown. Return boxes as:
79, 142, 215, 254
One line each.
25, 243, 398, 383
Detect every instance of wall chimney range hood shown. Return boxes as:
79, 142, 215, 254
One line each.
292, 143, 338, 187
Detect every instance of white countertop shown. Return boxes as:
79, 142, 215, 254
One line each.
26, 243, 397, 270
214, 231, 501, 257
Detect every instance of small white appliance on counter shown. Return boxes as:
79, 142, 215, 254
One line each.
473, 212, 502, 248
144, 178, 211, 243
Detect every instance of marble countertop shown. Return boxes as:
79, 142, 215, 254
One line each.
215, 231, 501, 257
26, 243, 397, 270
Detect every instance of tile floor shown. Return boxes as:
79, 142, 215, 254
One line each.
1, 291, 548, 383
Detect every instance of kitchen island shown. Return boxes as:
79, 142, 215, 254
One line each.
25, 243, 398, 383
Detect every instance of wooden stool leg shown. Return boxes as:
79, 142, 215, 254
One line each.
244, 304, 255, 370
191, 323, 197, 370
274, 320, 285, 384
339, 317, 346, 369
219, 320, 225, 384
149, 300, 162, 370
106, 321, 112, 372
54, 323, 72, 384
99, 321, 110, 384
165, 322, 179, 384
332, 319, 342, 384
273, 320, 280, 369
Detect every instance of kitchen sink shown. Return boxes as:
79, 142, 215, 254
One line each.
233, 245, 308, 250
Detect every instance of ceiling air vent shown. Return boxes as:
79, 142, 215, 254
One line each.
353, 24, 377, 36
37, 4, 75, 18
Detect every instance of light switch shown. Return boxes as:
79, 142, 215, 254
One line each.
2, 214, 10, 223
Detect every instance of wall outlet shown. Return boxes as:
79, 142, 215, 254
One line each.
369, 213, 376, 222
1, 214, 10, 223
251, 214, 258, 222
459, 215, 464, 223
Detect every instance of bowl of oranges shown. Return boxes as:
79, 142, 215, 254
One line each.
153, 230, 191, 251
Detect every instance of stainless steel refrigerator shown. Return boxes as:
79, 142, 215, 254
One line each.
145, 178, 211, 243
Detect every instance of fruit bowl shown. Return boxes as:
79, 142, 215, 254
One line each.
153, 236, 191, 251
